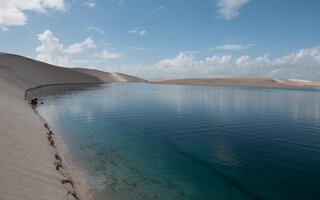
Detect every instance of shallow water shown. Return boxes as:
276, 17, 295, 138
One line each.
37, 83, 320, 200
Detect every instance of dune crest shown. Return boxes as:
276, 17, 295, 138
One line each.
71, 68, 144, 83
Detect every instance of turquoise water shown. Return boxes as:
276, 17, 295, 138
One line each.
37, 83, 320, 200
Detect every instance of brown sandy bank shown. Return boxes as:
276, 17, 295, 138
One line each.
148, 76, 320, 88
0, 52, 143, 200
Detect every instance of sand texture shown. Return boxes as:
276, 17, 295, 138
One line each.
148, 76, 320, 88
72, 68, 144, 82
0, 52, 143, 200
0, 83, 77, 200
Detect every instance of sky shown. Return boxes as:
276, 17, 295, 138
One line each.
0, 0, 320, 81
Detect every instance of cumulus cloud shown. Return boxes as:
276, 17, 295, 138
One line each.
100, 45, 320, 81
210, 44, 255, 51
64, 38, 96, 54
36, 30, 68, 66
36, 30, 96, 66
87, 26, 104, 34
94, 50, 122, 59
0, 0, 65, 30
216, 0, 250, 20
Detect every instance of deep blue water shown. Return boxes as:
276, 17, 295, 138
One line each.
36, 83, 320, 200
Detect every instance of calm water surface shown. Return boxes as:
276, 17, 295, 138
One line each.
36, 83, 320, 200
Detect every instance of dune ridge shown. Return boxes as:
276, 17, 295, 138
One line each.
148, 76, 320, 88
72, 68, 145, 82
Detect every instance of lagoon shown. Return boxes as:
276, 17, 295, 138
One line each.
37, 83, 320, 200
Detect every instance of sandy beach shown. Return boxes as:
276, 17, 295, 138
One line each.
1, 52, 320, 200
0, 52, 142, 200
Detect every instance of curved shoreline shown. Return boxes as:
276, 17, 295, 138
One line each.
26, 83, 106, 200
24, 82, 106, 100
32, 107, 82, 200
0, 52, 144, 200
0, 82, 87, 200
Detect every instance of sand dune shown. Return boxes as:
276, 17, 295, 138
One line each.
148, 76, 320, 88
0, 52, 143, 200
0, 87, 75, 200
0, 53, 104, 98
0, 53, 144, 98
72, 68, 144, 82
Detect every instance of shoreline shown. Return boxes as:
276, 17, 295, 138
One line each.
31, 106, 82, 200
0, 52, 144, 200
0, 82, 85, 200
24, 83, 106, 101
27, 83, 101, 200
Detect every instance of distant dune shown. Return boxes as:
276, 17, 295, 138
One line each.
72, 68, 145, 82
148, 76, 320, 88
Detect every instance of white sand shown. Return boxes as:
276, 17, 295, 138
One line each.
0, 80, 73, 200
0, 52, 143, 200
148, 76, 320, 88
72, 68, 145, 82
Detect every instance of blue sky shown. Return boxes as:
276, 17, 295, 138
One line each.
0, 0, 320, 80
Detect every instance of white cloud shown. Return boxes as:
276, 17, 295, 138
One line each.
0, 0, 65, 30
94, 50, 122, 59
129, 27, 146, 36
87, 26, 104, 34
210, 44, 255, 51
36, 30, 68, 66
86, 2, 95, 8
216, 0, 250, 20
35, 30, 96, 66
85, 0, 96, 8
99, 45, 320, 81
64, 38, 96, 54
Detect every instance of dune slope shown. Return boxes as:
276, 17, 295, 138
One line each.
72, 68, 144, 82
0, 52, 143, 200
0, 53, 104, 98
